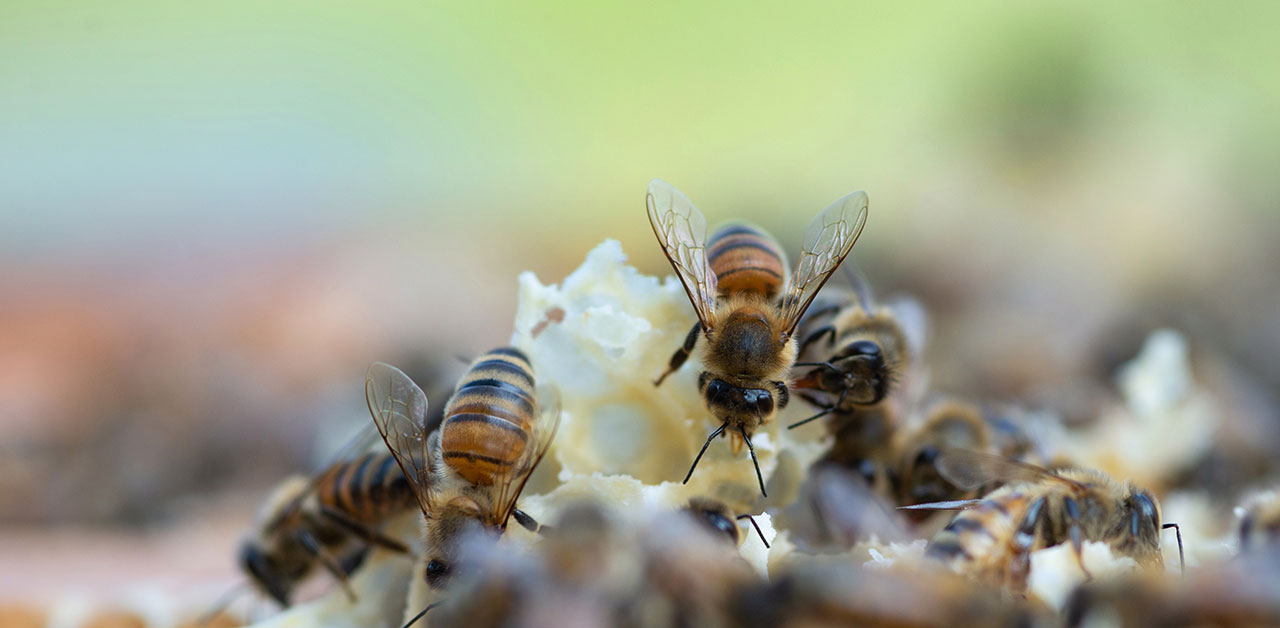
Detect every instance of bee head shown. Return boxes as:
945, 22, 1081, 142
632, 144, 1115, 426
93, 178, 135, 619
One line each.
832, 340, 890, 403
686, 498, 740, 545
239, 540, 293, 607
702, 376, 775, 420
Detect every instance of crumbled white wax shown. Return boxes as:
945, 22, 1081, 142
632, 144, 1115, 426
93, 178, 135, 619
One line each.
1061, 328, 1217, 489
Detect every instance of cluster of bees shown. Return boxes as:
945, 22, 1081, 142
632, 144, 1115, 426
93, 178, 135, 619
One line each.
216, 180, 1280, 627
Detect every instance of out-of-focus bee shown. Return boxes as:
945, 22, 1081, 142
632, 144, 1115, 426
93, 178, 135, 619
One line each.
1238, 490, 1280, 554
366, 347, 560, 598
891, 400, 992, 515
237, 445, 416, 607
776, 464, 908, 553
683, 497, 771, 549
731, 560, 1054, 628
646, 179, 869, 496
1065, 558, 1280, 627
904, 450, 1182, 592
786, 279, 924, 430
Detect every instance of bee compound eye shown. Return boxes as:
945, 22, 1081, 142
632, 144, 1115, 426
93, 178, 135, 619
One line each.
914, 446, 940, 468
704, 511, 738, 542
425, 559, 451, 585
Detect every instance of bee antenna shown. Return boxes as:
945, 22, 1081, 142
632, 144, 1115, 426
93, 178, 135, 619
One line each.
402, 601, 444, 628
1162, 522, 1185, 575
739, 426, 767, 498
736, 513, 771, 548
195, 581, 250, 627
683, 422, 728, 485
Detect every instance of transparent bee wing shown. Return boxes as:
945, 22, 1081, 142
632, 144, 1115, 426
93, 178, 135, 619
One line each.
935, 449, 1082, 492
489, 385, 562, 528
780, 190, 869, 336
885, 295, 928, 362
365, 362, 435, 518
646, 179, 719, 330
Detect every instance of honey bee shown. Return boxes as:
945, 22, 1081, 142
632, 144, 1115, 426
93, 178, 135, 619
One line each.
683, 497, 771, 549
732, 560, 1053, 628
1237, 489, 1280, 554
366, 347, 560, 596
786, 278, 925, 430
237, 444, 416, 607
646, 179, 869, 496
892, 400, 992, 513
904, 450, 1183, 591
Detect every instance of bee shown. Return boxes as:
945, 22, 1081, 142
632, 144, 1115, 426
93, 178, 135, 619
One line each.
731, 560, 1053, 628
237, 445, 416, 607
1065, 559, 1280, 628
903, 450, 1183, 592
1237, 489, 1280, 554
366, 347, 560, 597
786, 278, 925, 430
892, 400, 992, 513
683, 497, 771, 549
646, 179, 869, 496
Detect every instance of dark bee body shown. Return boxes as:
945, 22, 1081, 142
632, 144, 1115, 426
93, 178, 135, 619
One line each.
917, 453, 1170, 592
240, 450, 415, 606
1238, 490, 1280, 554
706, 224, 788, 299
440, 347, 538, 486
315, 450, 417, 523
789, 287, 915, 432
647, 180, 869, 496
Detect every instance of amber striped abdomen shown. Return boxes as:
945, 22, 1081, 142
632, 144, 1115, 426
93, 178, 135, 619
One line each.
440, 347, 536, 486
315, 450, 415, 523
706, 224, 788, 300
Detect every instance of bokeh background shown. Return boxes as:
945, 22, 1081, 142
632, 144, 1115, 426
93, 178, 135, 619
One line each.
3, 0, 1279, 620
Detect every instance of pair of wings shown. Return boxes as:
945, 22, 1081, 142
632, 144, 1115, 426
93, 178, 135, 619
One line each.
364, 362, 561, 528
900, 449, 1086, 511
646, 179, 869, 338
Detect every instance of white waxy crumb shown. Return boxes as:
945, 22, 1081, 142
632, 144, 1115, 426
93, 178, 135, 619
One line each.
1027, 541, 1136, 612
737, 511, 776, 577
1117, 328, 1191, 418
1060, 328, 1216, 486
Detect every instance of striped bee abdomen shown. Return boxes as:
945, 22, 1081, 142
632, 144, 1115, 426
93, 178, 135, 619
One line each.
927, 491, 1027, 564
707, 223, 788, 300
317, 451, 415, 523
441, 347, 537, 486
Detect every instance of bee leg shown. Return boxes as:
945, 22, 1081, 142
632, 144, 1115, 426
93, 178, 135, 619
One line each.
512, 508, 551, 535
297, 529, 358, 603
1064, 497, 1092, 580
683, 422, 728, 485
1009, 496, 1048, 593
787, 386, 849, 430
799, 325, 838, 354
654, 322, 701, 386
319, 505, 410, 554
739, 426, 768, 498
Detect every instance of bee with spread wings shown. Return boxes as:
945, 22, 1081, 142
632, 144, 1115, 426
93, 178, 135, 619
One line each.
365, 347, 560, 597
647, 179, 868, 496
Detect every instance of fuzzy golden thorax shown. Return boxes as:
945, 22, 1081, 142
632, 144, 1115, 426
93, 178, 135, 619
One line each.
1028, 469, 1166, 569
696, 294, 798, 431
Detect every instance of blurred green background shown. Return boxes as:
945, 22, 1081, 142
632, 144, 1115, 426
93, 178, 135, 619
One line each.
2, 0, 1279, 609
